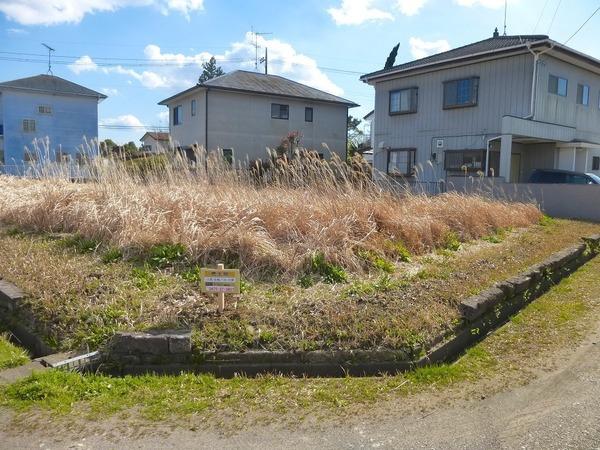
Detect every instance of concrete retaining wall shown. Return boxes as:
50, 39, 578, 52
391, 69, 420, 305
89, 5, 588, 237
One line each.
447, 177, 600, 222
104, 234, 600, 377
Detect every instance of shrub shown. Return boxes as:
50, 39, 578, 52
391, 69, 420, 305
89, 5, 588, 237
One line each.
148, 243, 186, 268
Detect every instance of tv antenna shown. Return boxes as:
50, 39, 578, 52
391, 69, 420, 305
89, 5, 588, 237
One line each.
503, 0, 508, 35
42, 43, 55, 75
251, 26, 272, 71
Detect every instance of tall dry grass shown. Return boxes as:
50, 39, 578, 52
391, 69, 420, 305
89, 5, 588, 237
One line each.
0, 143, 541, 278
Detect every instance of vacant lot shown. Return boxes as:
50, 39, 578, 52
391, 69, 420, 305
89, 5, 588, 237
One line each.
0, 154, 595, 355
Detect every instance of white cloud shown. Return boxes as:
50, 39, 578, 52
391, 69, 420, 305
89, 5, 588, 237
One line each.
101, 87, 119, 96
6, 27, 26, 34
100, 114, 145, 127
409, 37, 451, 59
396, 0, 428, 16
221, 32, 344, 96
0, 0, 203, 26
454, 0, 516, 8
68, 32, 344, 96
327, 0, 393, 25
157, 110, 169, 125
68, 55, 98, 75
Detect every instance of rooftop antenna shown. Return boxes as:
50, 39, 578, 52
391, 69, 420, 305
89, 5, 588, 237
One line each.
251, 26, 272, 71
503, 0, 508, 36
42, 43, 55, 75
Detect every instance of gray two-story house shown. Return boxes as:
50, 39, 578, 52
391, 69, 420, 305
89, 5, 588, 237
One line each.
159, 70, 358, 163
361, 30, 600, 183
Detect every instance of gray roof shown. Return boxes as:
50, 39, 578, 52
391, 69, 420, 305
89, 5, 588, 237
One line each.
361, 34, 550, 81
0, 74, 107, 99
159, 70, 358, 107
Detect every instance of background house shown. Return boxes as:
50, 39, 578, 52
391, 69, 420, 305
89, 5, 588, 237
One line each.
361, 30, 600, 183
159, 70, 358, 162
0, 74, 106, 173
140, 131, 170, 153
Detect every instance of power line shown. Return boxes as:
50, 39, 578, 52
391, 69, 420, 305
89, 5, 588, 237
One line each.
564, 6, 600, 45
533, 0, 551, 33
547, 0, 563, 34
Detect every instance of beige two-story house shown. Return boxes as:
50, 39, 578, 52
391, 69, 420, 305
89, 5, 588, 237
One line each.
361, 29, 600, 183
159, 70, 358, 162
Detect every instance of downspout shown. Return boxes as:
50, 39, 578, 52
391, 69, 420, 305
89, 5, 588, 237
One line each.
524, 42, 555, 120
204, 87, 209, 151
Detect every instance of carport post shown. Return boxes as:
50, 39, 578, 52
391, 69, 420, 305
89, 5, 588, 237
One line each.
499, 134, 513, 182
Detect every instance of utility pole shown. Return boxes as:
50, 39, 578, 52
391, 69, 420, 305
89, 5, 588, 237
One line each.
251, 27, 272, 71
42, 43, 55, 75
503, 0, 508, 35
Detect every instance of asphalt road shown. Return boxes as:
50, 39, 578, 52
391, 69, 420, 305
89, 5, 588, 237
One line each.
1, 322, 599, 449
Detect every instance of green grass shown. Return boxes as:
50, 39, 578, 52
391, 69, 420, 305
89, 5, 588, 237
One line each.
0, 334, 29, 370
2, 255, 599, 422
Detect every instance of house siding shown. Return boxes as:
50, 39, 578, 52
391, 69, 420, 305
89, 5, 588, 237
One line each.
534, 54, 600, 144
166, 88, 347, 162
206, 90, 347, 162
371, 53, 534, 180
1, 89, 98, 166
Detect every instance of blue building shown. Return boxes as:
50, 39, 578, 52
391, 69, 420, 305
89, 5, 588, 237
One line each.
0, 74, 106, 173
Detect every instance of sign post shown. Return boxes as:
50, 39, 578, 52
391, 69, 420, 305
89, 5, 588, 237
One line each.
200, 264, 241, 313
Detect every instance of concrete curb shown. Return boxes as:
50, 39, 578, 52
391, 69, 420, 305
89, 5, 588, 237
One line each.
103, 234, 600, 377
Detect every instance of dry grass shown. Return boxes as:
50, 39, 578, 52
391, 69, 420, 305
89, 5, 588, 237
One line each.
0, 149, 541, 278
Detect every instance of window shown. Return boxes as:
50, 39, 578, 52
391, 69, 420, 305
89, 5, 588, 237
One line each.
387, 148, 416, 177
191, 99, 197, 117
305, 107, 313, 122
444, 149, 489, 172
173, 105, 182, 125
548, 75, 568, 96
38, 105, 52, 114
593, 156, 600, 171
443, 77, 479, 109
271, 103, 289, 120
22, 119, 36, 133
0, 124, 3, 135
389, 88, 418, 114
577, 84, 590, 106
222, 148, 233, 164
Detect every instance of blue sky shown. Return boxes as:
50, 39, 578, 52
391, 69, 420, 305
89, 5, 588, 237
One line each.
1, 0, 599, 144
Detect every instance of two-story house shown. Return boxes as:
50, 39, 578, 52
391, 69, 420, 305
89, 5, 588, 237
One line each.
0, 74, 106, 173
158, 70, 358, 162
360, 29, 600, 183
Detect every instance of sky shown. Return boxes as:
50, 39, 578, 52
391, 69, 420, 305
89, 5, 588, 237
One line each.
0, 0, 599, 144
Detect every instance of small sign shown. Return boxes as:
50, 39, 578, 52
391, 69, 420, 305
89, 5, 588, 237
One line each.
200, 268, 240, 294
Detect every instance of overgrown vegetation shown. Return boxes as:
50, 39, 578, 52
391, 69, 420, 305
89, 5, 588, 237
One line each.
0, 146, 541, 280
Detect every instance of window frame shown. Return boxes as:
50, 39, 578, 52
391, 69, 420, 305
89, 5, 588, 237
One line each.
173, 105, 183, 126
271, 103, 289, 120
305, 107, 313, 122
548, 74, 568, 97
386, 148, 417, 177
443, 77, 479, 110
443, 149, 490, 173
222, 148, 234, 164
577, 83, 590, 106
592, 156, 600, 171
37, 105, 52, 115
389, 87, 419, 115
191, 99, 197, 117
22, 118, 36, 133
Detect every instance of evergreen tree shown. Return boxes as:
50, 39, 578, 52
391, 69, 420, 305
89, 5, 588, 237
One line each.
384, 43, 400, 70
198, 57, 225, 84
